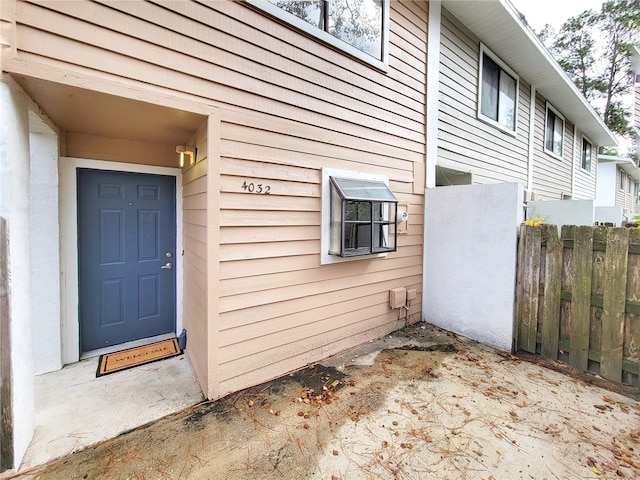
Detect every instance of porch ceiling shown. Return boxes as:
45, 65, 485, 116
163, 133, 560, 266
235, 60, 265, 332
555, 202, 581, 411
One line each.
12, 75, 205, 145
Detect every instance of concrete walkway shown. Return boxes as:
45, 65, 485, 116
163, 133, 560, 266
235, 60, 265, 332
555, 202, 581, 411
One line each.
19, 353, 204, 471
8, 323, 640, 479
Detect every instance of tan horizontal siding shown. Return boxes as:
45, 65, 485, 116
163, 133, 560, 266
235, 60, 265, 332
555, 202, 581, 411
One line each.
437, 8, 530, 186
13, 0, 426, 399
218, 301, 421, 395
182, 119, 209, 390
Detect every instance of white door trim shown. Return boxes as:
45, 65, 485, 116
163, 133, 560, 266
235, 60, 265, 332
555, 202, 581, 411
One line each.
60, 157, 183, 364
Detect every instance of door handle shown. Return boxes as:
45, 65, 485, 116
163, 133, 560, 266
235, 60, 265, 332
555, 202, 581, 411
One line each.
161, 262, 173, 270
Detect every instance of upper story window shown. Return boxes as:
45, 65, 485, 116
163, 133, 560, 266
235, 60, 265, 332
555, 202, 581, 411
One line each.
251, 1, 389, 69
545, 103, 565, 158
581, 137, 592, 172
619, 170, 625, 191
478, 45, 519, 133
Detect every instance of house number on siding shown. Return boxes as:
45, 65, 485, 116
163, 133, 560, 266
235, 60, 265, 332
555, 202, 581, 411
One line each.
241, 180, 271, 194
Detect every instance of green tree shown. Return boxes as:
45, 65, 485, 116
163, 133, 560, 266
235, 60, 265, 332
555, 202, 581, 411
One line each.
540, 0, 640, 137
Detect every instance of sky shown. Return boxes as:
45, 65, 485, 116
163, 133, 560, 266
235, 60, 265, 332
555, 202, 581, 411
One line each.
510, 0, 605, 31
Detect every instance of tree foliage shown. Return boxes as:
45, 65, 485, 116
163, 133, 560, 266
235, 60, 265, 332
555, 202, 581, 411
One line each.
539, 0, 640, 137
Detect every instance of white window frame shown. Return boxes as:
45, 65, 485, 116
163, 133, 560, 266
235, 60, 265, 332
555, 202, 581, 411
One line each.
619, 169, 625, 191
321, 167, 392, 265
477, 44, 519, 135
248, 1, 390, 71
580, 135, 593, 172
544, 103, 565, 160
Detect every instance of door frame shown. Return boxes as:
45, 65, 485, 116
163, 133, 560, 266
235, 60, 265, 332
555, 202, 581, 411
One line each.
60, 157, 183, 364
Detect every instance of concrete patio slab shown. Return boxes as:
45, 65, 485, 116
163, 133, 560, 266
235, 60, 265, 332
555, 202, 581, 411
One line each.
8, 323, 639, 480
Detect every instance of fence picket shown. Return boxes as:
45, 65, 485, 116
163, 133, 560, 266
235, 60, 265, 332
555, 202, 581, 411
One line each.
515, 224, 638, 386
518, 225, 540, 353
600, 228, 629, 382
569, 226, 593, 371
540, 224, 562, 360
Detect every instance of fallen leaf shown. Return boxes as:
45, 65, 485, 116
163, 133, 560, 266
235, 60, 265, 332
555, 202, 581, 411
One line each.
603, 395, 616, 404
332, 450, 339, 456
592, 466, 602, 475
496, 450, 502, 455
587, 457, 597, 467
400, 443, 413, 449
494, 432, 503, 439
516, 401, 527, 408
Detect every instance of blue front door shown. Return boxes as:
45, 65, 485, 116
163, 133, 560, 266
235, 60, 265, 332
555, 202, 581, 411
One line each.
78, 169, 176, 352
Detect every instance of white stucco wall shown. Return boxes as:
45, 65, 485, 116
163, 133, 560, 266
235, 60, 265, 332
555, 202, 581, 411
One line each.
0, 77, 35, 469
595, 162, 616, 207
29, 121, 61, 375
526, 199, 594, 231
423, 182, 524, 351
595, 206, 623, 226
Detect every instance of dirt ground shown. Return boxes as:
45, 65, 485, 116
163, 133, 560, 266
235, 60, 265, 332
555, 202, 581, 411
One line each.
9, 324, 640, 480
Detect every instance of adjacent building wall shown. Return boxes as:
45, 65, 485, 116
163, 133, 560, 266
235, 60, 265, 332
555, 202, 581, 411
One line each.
595, 162, 617, 206
526, 199, 594, 230
572, 131, 598, 200
530, 94, 574, 200
424, 183, 524, 351
437, 8, 530, 186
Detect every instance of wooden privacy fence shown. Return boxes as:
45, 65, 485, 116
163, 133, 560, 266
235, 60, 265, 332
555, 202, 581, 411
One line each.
515, 224, 640, 386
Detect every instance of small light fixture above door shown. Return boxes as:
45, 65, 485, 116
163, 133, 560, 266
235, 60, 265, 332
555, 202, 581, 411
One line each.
176, 145, 195, 167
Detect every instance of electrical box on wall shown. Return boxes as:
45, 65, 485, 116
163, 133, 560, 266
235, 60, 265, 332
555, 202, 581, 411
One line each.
389, 287, 407, 309
397, 203, 409, 234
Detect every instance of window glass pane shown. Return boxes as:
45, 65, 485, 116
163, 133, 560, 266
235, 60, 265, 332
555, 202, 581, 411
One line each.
345, 201, 371, 221
332, 177, 396, 201
498, 71, 516, 130
553, 115, 563, 154
344, 223, 371, 253
481, 54, 499, 121
329, 183, 342, 255
582, 139, 592, 171
374, 222, 396, 251
545, 109, 555, 152
328, 0, 382, 59
269, 1, 325, 29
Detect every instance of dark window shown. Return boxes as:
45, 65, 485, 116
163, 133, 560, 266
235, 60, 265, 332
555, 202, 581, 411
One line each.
480, 53, 517, 131
267, 0, 384, 61
581, 138, 592, 171
329, 177, 397, 257
545, 106, 564, 157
